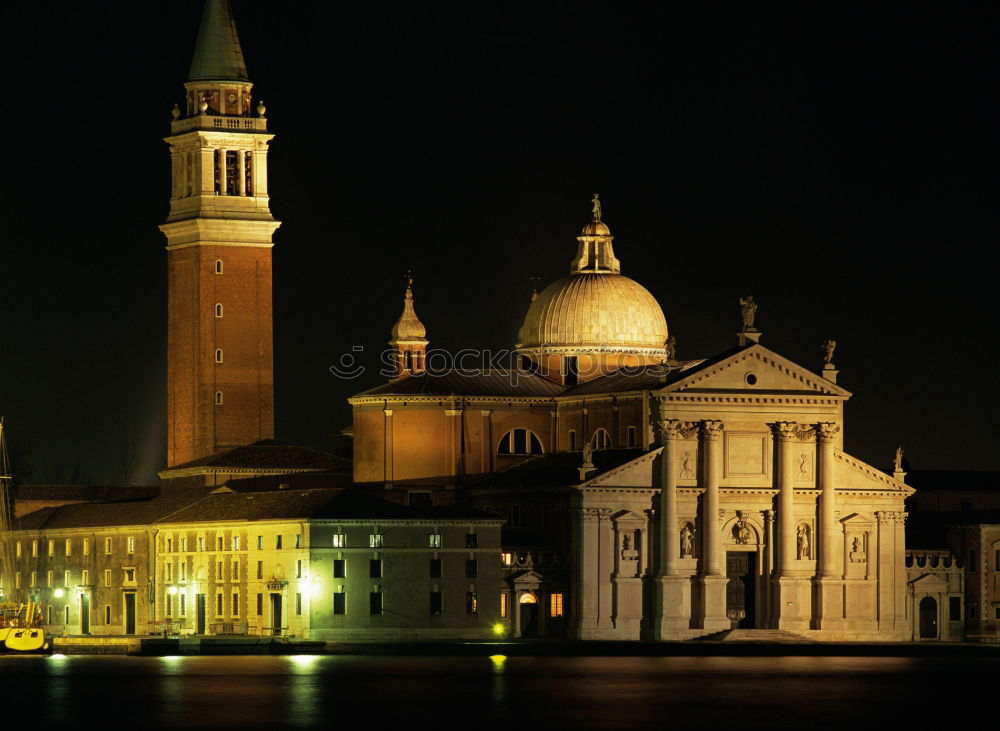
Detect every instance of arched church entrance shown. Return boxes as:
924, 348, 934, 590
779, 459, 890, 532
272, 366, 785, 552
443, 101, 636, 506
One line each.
519, 593, 539, 638
919, 596, 938, 639
725, 551, 757, 628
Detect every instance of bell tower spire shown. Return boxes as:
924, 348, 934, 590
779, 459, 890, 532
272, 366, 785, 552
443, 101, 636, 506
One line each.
388, 276, 429, 378
160, 0, 279, 468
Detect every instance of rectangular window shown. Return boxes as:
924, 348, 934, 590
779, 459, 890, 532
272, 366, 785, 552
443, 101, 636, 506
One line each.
166, 538, 173, 553
370, 591, 383, 615
217, 593, 224, 616
198, 537, 205, 552
47, 540, 54, 556
217, 561, 224, 580
275, 535, 282, 550
65, 539, 72, 556
295, 534, 302, 549
65, 606, 70, 625
180, 594, 187, 617
627, 425, 637, 448
333, 592, 346, 615
429, 533, 442, 549
47, 570, 53, 588
127, 536, 135, 553
83, 538, 90, 556
369, 534, 383, 548
166, 563, 173, 582
257, 536, 263, 550
124, 568, 135, 583
466, 592, 478, 614
466, 559, 478, 578
256, 593, 264, 616
995, 607, 1000, 620
217, 536, 224, 552
996, 550, 1000, 571
295, 593, 302, 616
501, 552, 513, 566
465, 533, 478, 549
64, 570, 71, 587
180, 537, 188, 552
232, 536, 240, 551
31, 540, 38, 557
105, 537, 113, 554
256, 561, 263, 579
14, 572, 20, 589
82, 570, 89, 585
296, 560, 302, 578
332, 533, 346, 548
104, 569, 112, 587
180, 563, 187, 581
232, 593, 239, 617
166, 594, 173, 617
369, 559, 382, 579
105, 605, 112, 624
232, 561, 239, 581
333, 559, 346, 579
429, 559, 442, 578
29, 572, 36, 588
430, 591, 443, 614
550, 593, 565, 618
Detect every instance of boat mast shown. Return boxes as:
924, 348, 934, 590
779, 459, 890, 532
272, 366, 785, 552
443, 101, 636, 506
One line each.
0, 419, 16, 601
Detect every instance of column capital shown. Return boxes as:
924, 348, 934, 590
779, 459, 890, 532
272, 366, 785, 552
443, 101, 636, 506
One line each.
383, 409, 394, 416
769, 421, 798, 442
444, 409, 463, 416
479, 409, 492, 416
699, 420, 724, 441
816, 422, 840, 443
658, 418, 698, 444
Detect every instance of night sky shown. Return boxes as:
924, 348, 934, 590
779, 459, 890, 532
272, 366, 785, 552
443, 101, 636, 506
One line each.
1, 2, 996, 485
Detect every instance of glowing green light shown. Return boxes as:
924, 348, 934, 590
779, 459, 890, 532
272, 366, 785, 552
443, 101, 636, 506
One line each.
492, 623, 506, 636
489, 654, 506, 672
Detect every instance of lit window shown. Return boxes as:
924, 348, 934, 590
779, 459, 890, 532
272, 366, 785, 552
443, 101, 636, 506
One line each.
429, 533, 442, 549
550, 593, 565, 618
501, 552, 513, 566
47, 571, 53, 587
64, 570, 71, 587
215, 303, 223, 318
497, 428, 544, 456
198, 537, 205, 552
232, 536, 240, 551
14, 572, 20, 589
29, 572, 36, 588
369, 534, 383, 548
466, 592, 478, 614
215, 348, 224, 364
61, 538, 69, 556
500, 592, 508, 618
180, 537, 188, 552
83, 538, 90, 556
104, 570, 112, 587
47, 540, 54, 557
127, 536, 136, 554
332, 533, 346, 548
31, 540, 38, 557
257, 536, 263, 550
591, 428, 612, 450
215, 259, 223, 274
15, 541, 21, 558
105, 537, 113, 554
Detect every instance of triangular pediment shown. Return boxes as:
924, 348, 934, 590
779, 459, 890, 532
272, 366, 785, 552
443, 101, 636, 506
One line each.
582, 449, 659, 488
659, 344, 850, 397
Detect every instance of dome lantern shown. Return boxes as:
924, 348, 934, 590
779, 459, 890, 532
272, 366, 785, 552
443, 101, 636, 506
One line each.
388, 276, 428, 378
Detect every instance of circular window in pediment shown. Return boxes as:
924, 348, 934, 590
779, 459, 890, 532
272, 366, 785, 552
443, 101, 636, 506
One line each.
745, 373, 758, 386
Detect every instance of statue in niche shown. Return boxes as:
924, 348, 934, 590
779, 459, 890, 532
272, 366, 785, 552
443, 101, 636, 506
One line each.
798, 453, 810, 479
680, 451, 694, 479
739, 295, 758, 330
622, 534, 631, 551
620, 532, 638, 561
797, 525, 810, 560
733, 520, 752, 545
680, 524, 694, 557
852, 536, 861, 553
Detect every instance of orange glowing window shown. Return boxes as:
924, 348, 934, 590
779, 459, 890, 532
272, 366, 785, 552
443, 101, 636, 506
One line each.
550, 593, 564, 618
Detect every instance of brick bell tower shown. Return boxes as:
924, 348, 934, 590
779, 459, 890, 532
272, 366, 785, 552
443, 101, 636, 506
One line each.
160, 0, 279, 467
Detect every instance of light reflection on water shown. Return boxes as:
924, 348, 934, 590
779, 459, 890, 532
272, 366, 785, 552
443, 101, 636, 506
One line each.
0, 654, 992, 729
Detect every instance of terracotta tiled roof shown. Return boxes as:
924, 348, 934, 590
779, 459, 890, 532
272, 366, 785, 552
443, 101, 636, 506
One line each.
355, 369, 564, 398
167, 443, 351, 472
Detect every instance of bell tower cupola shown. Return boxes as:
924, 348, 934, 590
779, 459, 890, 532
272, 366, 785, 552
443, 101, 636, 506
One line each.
388, 277, 429, 378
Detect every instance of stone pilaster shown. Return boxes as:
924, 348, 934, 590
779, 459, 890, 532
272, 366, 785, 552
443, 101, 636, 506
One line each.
653, 418, 696, 637
571, 507, 614, 639
697, 420, 728, 631
770, 422, 808, 630
815, 422, 844, 629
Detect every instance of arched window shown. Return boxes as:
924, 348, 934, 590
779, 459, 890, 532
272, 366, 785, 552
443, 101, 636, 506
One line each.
497, 428, 544, 456
215, 303, 223, 318
215, 348, 224, 364
215, 391, 223, 405
591, 428, 612, 450
215, 259, 223, 274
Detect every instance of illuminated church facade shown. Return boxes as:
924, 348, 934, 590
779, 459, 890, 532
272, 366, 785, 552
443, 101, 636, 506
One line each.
352, 197, 916, 641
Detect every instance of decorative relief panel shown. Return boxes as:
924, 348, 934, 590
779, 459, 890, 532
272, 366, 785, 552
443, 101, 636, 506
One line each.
724, 432, 768, 478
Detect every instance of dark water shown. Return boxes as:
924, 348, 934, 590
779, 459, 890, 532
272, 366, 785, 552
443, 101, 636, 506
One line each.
1, 653, 992, 729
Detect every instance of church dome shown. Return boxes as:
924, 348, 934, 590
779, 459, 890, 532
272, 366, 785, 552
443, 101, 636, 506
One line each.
580, 220, 611, 236
390, 279, 427, 342
516, 272, 668, 355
